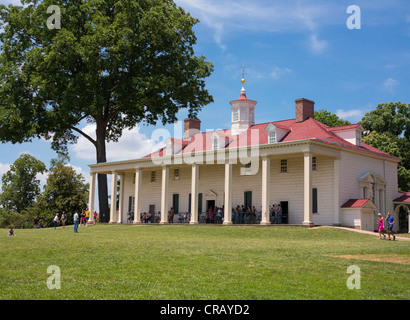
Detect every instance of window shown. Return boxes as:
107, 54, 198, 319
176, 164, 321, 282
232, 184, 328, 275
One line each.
312, 188, 318, 213
280, 159, 287, 173
244, 162, 252, 175
174, 169, 180, 180
249, 109, 254, 122
213, 136, 219, 150
151, 171, 156, 182
363, 186, 367, 198
233, 109, 239, 121
312, 157, 317, 171
268, 130, 276, 144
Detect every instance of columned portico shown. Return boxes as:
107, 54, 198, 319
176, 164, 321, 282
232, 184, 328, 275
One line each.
160, 165, 169, 224
303, 152, 313, 226
109, 171, 118, 223
260, 156, 270, 225
223, 163, 233, 224
133, 168, 142, 224
190, 163, 199, 224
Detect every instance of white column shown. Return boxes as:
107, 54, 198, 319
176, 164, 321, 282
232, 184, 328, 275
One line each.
333, 159, 341, 226
261, 156, 270, 225
303, 152, 313, 226
160, 165, 169, 224
190, 164, 199, 224
109, 171, 118, 223
134, 168, 142, 224
88, 172, 96, 224
223, 163, 233, 224
117, 174, 124, 223
408, 210, 410, 234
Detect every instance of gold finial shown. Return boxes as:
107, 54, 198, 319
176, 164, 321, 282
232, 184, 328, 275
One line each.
241, 65, 246, 84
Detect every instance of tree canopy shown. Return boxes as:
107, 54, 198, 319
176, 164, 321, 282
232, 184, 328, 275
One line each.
0, 153, 47, 213
314, 109, 351, 127
361, 102, 410, 192
0, 0, 214, 220
32, 155, 89, 226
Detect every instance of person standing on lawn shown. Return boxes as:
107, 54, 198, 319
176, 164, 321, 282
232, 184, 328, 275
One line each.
385, 212, 396, 241
53, 213, 59, 229
73, 212, 79, 233
377, 213, 386, 240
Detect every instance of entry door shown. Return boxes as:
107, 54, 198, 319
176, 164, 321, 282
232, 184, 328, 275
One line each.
244, 191, 252, 209
173, 194, 179, 214
207, 200, 215, 211
280, 201, 288, 224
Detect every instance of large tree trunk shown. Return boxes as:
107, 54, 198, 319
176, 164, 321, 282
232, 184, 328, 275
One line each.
96, 119, 110, 223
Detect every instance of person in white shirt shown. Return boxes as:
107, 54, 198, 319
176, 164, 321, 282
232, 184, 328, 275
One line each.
73, 212, 79, 233
53, 214, 59, 229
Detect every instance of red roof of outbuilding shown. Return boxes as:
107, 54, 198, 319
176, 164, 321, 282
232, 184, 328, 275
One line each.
393, 192, 410, 203
341, 199, 372, 208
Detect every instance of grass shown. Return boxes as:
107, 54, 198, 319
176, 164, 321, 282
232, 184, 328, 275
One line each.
0, 224, 409, 300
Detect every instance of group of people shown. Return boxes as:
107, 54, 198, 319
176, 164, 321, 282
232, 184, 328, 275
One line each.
125, 204, 283, 225
377, 212, 396, 240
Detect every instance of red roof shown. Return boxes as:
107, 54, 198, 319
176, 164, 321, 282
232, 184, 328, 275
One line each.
393, 192, 410, 203
341, 199, 372, 208
238, 93, 249, 100
143, 116, 400, 161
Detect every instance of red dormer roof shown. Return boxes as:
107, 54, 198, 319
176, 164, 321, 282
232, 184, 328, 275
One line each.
341, 199, 372, 208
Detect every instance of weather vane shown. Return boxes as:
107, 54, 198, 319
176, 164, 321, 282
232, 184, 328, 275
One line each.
241, 65, 246, 85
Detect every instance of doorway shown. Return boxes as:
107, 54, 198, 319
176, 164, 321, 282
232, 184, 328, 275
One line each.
206, 200, 215, 212
397, 205, 409, 233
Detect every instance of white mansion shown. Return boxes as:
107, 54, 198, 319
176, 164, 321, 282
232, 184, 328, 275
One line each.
88, 79, 409, 232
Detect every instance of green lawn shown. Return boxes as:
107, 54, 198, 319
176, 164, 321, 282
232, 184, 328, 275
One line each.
1, 224, 409, 300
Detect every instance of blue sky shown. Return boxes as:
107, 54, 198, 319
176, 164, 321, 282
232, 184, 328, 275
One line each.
1, 0, 410, 202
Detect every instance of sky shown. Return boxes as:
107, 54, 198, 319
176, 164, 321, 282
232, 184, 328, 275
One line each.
0, 0, 409, 207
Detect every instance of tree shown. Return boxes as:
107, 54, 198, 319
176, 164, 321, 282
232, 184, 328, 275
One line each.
361, 102, 410, 139
0, 0, 214, 222
32, 155, 89, 226
361, 102, 410, 192
0, 154, 47, 212
314, 109, 351, 127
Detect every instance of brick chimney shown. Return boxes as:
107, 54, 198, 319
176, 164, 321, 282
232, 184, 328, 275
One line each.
295, 98, 315, 123
184, 118, 201, 139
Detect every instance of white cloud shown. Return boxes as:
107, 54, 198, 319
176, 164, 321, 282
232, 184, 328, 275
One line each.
336, 109, 364, 122
0, 162, 11, 192
71, 124, 157, 162
383, 77, 398, 92
308, 33, 328, 54
175, 0, 340, 50
66, 164, 90, 184
270, 66, 292, 79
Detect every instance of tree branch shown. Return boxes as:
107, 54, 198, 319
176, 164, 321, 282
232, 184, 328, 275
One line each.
70, 126, 97, 147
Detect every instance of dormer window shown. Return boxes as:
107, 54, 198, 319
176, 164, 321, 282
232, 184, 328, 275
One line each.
356, 134, 362, 147
213, 136, 218, 150
165, 139, 173, 155
210, 132, 220, 150
268, 130, 276, 144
